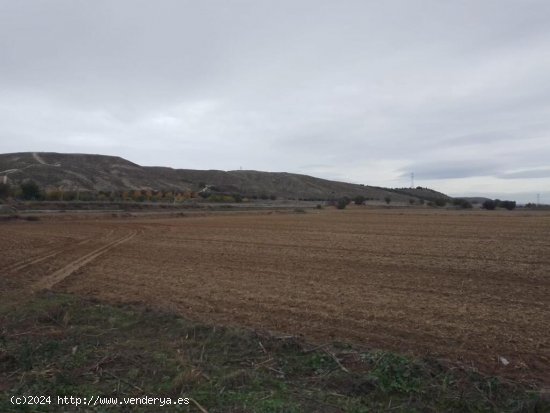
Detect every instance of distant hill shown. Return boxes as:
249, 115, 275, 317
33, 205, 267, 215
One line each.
0, 152, 448, 202
457, 197, 492, 204
387, 187, 452, 202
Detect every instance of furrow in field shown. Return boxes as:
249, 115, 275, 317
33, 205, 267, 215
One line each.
32, 230, 137, 291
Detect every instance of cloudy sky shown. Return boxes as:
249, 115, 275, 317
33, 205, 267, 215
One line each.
1, 1, 549, 202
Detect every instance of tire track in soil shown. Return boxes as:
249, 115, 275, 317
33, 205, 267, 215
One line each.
4, 229, 115, 273
32, 230, 138, 291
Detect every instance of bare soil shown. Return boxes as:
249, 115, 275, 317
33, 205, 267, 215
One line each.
2, 208, 549, 384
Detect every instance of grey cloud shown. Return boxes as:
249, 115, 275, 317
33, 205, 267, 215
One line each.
498, 168, 550, 179
400, 161, 502, 181
441, 132, 516, 147
1, 0, 550, 196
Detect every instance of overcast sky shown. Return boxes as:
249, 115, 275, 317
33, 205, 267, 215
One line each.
1, 1, 549, 202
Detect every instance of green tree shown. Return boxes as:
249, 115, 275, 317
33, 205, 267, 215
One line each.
336, 198, 349, 209
453, 198, 472, 209
20, 180, 41, 200
0, 182, 10, 199
500, 200, 516, 210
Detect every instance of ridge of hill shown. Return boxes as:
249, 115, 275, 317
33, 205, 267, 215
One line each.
0, 152, 447, 201
386, 187, 452, 202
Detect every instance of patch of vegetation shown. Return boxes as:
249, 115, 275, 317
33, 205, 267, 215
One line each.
0, 182, 11, 199
257, 194, 277, 201
452, 198, 473, 209
482, 199, 517, 211
482, 200, 497, 210
524, 203, 550, 209
0, 214, 40, 222
20, 180, 42, 200
427, 199, 447, 208
389, 187, 450, 203
207, 194, 237, 203
2, 179, 199, 204
0, 293, 545, 412
336, 197, 350, 209
498, 200, 517, 210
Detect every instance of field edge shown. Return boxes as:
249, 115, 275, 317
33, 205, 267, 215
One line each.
1, 292, 547, 413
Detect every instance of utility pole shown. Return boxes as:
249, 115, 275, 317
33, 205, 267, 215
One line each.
537, 193, 540, 206
410, 172, 415, 188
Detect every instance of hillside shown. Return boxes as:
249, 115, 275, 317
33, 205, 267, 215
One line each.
387, 187, 452, 202
0, 152, 444, 201
459, 197, 492, 205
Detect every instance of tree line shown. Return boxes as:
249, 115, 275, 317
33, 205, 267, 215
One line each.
0, 180, 197, 202
481, 199, 516, 210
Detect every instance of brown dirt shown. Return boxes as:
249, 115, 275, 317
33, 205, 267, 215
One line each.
2, 208, 549, 384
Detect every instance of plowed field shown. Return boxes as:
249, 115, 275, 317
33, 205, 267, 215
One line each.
2, 208, 549, 383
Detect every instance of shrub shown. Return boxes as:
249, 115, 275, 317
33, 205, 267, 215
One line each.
452, 198, 472, 209
63, 191, 78, 201
316, 204, 323, 209
354, 195, 366, 205
208, 194, 235, 203
20, 180, 42, 200
46, 190, 64, 201
384, 196, 391, 205
0, 182, 11, 199
434, 198, 447, 207
336, 198, 350, 209
500, 200, 516, 210
482, 200, 497, 210
409, 199, 415, 205
78, 191, 96, 202
483, 199, 516, 210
